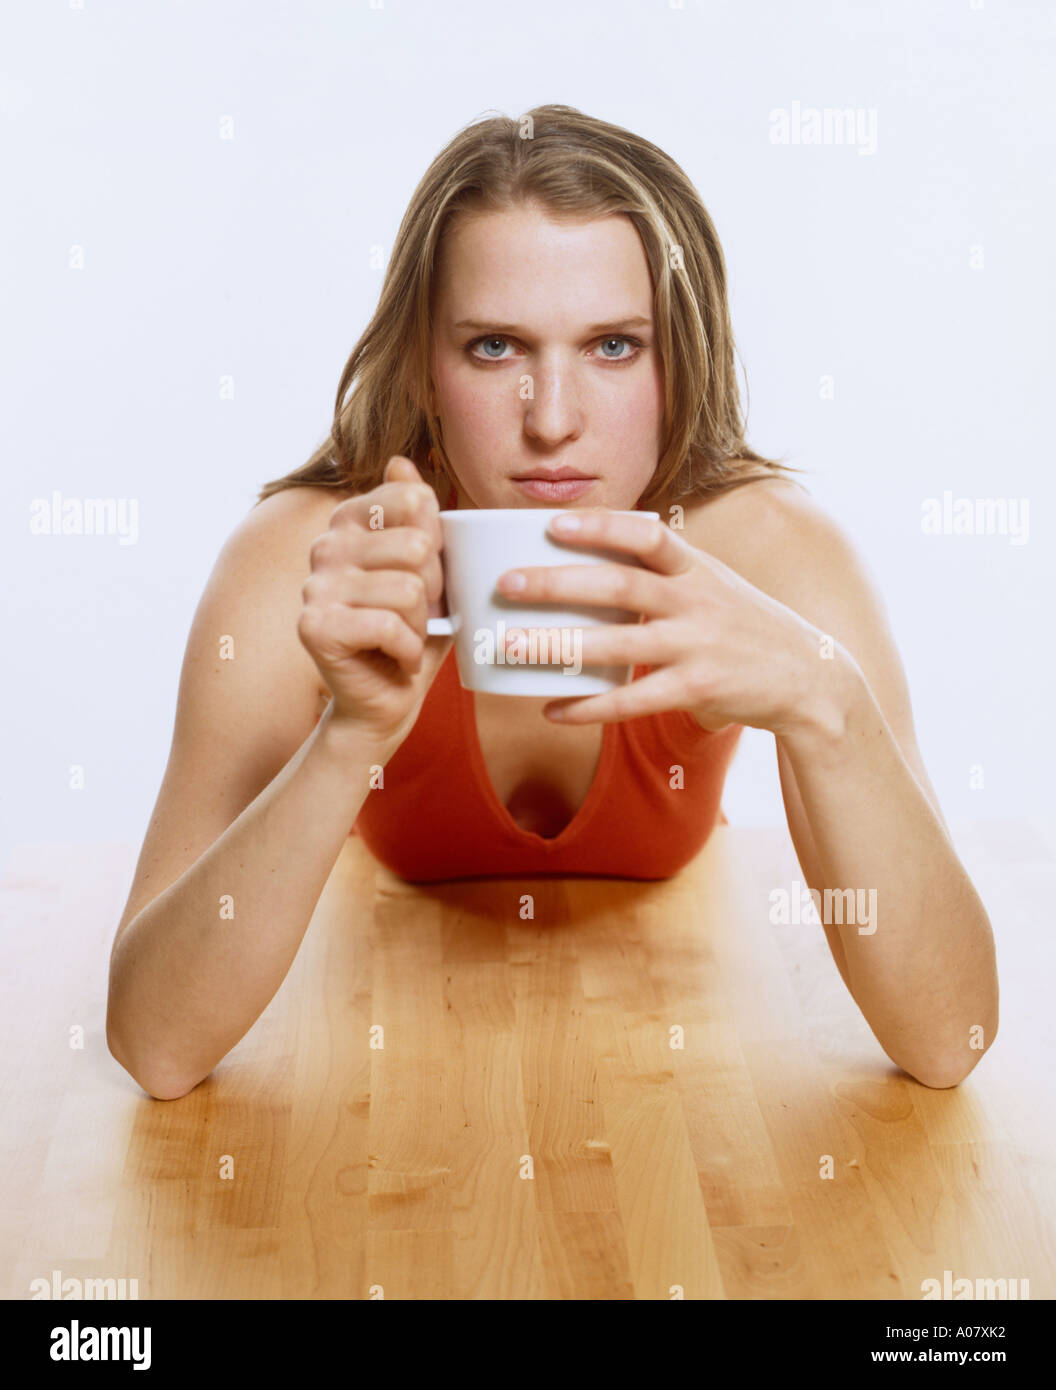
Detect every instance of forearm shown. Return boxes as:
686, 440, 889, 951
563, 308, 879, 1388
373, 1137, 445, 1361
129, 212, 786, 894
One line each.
107, 707, 395, 1099
775, 653, 999, 1088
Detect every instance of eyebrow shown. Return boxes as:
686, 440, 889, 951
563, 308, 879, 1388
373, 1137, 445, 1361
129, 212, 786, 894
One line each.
452, 315, 652, 335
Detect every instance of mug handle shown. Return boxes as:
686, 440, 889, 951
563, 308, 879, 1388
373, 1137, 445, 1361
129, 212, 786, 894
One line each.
427, 616, 459, 636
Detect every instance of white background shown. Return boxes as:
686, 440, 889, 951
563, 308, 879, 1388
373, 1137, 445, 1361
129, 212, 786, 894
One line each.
2, 0, 1053, 874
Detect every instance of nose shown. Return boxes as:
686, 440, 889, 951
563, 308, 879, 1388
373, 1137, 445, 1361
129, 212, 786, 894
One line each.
522, 357, 584, 447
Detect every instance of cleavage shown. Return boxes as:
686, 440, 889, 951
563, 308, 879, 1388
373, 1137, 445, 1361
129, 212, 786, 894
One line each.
471, 692, 604, 838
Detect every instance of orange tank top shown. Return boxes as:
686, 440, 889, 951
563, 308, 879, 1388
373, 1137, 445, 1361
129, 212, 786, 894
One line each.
348, 482, 743, 881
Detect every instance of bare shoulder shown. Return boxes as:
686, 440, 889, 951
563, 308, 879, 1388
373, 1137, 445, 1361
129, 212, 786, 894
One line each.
236, 485, 357, 566
220, 485, 360, 709
680, 472, 880, 611
681, 473, 827, 582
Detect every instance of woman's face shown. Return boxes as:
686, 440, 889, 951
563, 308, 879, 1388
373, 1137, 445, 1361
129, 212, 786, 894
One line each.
429, 204, 665, 511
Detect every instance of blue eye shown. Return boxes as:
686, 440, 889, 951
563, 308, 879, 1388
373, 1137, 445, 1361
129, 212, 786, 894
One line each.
476, 337, 509, 359
466, 334, 644, 364
599, 337, 632, 359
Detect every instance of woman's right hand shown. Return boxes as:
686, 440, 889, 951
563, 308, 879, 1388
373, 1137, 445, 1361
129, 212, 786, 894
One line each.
298, 455, 454, 748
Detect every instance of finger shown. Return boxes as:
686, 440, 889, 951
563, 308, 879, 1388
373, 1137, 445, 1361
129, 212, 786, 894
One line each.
384, 456, 440, 532
307, 525, 440, 609
501, 617, 682, 668
329, 482, 417, 531
300, 604, 424, 677
545, 510, 693, 577
346, 525, 445, 606
334, 568, 429, 637
496, 559, 676, 620
331, 461, 441, 546
538, 667, 699, 726
384, 453, 434, 491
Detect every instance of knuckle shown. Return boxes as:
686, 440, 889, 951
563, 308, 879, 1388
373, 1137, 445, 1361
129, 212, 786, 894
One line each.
686, 665, 712, 702
309, 532, 335, 568
611, 566, 634, 605
297, 607, 321, 642
397, 573, 423, 607
411, 486, 438, 520
407, 529, 430, 565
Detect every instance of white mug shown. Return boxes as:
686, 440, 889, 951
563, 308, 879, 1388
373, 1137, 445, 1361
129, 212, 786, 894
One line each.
425, 508, 660, 697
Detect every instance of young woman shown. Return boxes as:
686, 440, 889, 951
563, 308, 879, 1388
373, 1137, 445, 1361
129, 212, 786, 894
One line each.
106, 105, 998, 1101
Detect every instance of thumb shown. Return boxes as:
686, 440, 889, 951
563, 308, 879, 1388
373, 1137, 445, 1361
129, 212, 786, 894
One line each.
384, 454, 424, 483
382, 455, 451, 642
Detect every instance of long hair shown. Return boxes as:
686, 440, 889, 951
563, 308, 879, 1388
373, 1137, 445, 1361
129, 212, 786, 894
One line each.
256, 104, 803, 510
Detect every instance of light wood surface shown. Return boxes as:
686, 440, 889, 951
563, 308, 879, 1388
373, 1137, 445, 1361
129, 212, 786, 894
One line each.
2, 822, 1053, 1300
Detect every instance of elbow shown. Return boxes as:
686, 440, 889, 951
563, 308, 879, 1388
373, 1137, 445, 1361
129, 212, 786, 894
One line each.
899, 1029, 998, 1091
106, 1011, 202, 1102
139, 1071, 201, 1102
909, 1066, 970, 1090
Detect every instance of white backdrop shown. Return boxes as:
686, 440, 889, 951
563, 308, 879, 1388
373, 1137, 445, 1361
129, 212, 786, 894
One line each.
2, 0, 1053, 873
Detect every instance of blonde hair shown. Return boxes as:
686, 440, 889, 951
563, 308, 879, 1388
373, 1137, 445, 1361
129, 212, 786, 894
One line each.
256, 104, 803, 510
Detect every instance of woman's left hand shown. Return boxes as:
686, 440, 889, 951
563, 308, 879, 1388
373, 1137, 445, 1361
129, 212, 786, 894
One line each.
495, 510, 843, 735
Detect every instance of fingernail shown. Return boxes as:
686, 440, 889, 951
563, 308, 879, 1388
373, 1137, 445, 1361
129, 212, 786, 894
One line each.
551, 515, 580, 532
499, 571, 526, 591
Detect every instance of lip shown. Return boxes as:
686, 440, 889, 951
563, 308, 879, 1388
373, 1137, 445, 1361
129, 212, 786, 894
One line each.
512, 478, 597, 501
513, 467, 595, 481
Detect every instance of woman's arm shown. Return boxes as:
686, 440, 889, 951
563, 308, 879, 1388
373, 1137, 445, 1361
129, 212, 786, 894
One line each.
106, 490, 403, 1100
108, 709, 396, 1100
775, 650, 998, 1089
493, 483, 999, 1089
709, 484, 999, 1089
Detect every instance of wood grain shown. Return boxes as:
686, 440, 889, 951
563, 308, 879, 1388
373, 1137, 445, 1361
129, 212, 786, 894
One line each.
1, 822, 1052, 1300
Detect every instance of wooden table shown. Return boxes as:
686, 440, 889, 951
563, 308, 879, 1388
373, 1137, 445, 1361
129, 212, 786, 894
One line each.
2, 822, 1053, 1301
